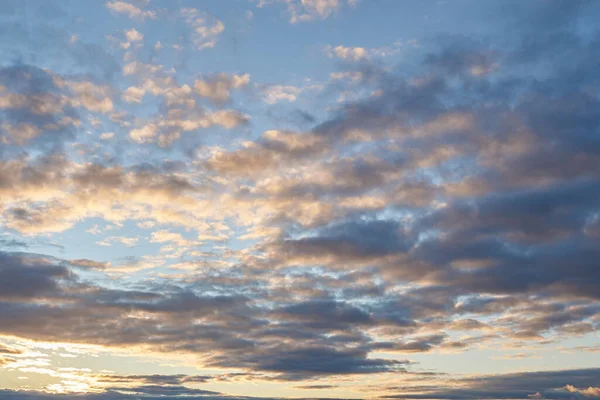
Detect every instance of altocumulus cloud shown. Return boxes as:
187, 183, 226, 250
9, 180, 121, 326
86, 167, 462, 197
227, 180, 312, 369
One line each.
0, 0, 599, 399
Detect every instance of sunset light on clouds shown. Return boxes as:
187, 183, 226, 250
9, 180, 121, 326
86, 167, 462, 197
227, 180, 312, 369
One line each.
0, 0, 599, 399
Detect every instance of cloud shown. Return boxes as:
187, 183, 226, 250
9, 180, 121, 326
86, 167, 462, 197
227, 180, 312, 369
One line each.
256, 0, 357, 23
384, 368, 600, 399
122, 86, 144, 103
0, 389, 300, 400
96, 236, 139, 247
275, 299, 374, 329
63, 80, 114, 113
206, 129, 325, 177
99, 132, 115, 140
150, 230, 193, 247
374, 334, 449, 353
0, 344, 23, 355
1, 0, 600, 397
124, 28, 143, 42
565, 385, 600, 398
261, 85, 301, 104
128, 108, 248, 146
269, 218, 413, 265
294, 384, 338, 389
129, 123, 157, 143
324, 42, 408, 63
0, 64, 79, 150
0, 252, 71, 299
181, 8, 225, 50
325, 45, 368, 61
105, 1, 156, 20
103, 385, 221, 397
210, 345, 410, 379
194, 73, 250, 104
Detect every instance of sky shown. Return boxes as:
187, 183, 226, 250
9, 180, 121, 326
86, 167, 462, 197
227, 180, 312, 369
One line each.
0, 0, 599, 399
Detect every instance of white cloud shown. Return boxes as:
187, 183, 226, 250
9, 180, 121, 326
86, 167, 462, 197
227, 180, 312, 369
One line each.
129, 108, 248, 146
564, 385, 600, 398
129, 123, 157, 143
99, 132, 115, 140
324, 45, 367, 61
151, 230, 193, 246
256, 0, 357, 23
125, 28, 144, 42
122, 86, 146, 103
261, 85, 301, 104
86, 225, 102, 235
181, 8, 225, 50
324, 41, 405, 62
65, 81, 114, 113
123, 61, 163, 76
96, 236, 139, 247
105, 0, 156, 20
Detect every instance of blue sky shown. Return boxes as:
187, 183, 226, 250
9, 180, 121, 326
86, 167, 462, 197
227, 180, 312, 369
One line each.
0, 0, 599, 399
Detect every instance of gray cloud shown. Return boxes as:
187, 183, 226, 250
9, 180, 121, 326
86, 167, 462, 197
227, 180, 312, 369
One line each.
384, 368, 600, 399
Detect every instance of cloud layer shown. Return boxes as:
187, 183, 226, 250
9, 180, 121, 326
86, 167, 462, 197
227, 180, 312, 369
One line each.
0, 0, 599, 398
